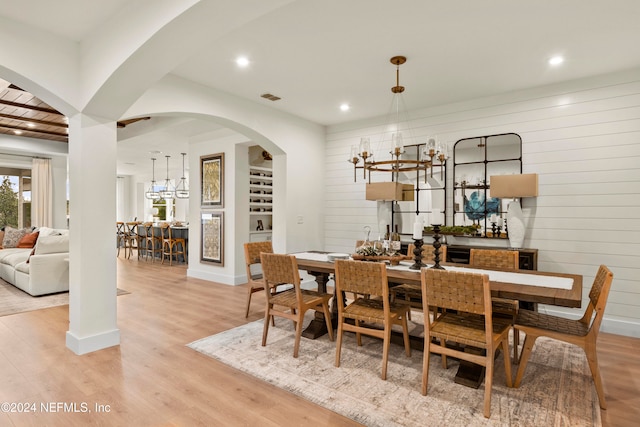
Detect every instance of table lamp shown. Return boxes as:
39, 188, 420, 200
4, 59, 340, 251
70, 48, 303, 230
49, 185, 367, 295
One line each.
489, 174, 538, 249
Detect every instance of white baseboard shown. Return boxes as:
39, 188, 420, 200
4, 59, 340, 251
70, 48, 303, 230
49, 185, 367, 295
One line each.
65, 328, 120, 355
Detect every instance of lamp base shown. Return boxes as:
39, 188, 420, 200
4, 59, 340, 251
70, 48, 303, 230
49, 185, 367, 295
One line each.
506, 200, 525, 249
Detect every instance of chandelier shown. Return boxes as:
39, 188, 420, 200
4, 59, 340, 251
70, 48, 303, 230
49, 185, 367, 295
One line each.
174, 152, 189, 199
158, 155, 174, 199
348, 56, 447, 184
144, 158, 160, 200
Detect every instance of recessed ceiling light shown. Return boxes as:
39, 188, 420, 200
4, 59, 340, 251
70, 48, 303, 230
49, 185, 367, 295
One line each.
549, 56, 564, 66
340, 103, 350, 112
27, 123, 36, 128
236, 56, 250, 68
13, 130, 22, 135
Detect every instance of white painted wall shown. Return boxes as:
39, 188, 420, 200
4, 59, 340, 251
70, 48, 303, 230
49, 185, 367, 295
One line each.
325, 69, 640, 338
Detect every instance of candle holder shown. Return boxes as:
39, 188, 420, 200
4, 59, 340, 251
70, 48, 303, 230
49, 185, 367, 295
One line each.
430, 224, 445, 269
496, 225, 502, 238
491, 221, 497, 237
409, 239, 426, 270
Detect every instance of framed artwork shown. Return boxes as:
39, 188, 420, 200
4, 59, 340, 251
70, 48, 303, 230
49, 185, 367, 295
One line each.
201, 211, 223, 265
201, 153, 224, 207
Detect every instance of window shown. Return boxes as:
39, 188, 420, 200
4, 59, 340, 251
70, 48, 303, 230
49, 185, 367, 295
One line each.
0, 169, 31, 228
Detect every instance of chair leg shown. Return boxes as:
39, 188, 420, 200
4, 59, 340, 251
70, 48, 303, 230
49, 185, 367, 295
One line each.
421, 339, 431, 395
584, 342, 607, 409
513, 328, 520, 363
514, 334, 537, 387
381, 325, 391, 380
502, 338, 513, 388
293, 310, 304, 358
483, 349, 494, 418
245, 287, 253, 318
401, 314, 411, 357
262, 306, 272, 347
335, 320, 344, 367
321, 302, 334, 341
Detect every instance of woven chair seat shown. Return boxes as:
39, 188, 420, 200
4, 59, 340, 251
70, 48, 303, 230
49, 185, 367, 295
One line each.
431, 312, 512, 348
342, 298, 408, 323
515, 309, 589, 337
269, 288, 331, 308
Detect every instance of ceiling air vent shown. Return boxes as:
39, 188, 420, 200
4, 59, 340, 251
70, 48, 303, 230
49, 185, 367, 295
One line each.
260, 93, 281, 101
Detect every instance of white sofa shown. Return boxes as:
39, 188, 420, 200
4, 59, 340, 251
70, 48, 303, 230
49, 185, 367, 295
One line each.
0, 232, 69, 296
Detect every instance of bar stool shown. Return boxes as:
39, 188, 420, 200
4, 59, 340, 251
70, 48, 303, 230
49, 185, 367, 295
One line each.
143, 222, 162, 262
160, 223, 186, 265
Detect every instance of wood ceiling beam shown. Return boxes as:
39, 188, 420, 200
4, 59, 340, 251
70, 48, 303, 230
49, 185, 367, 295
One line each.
0, 99, 64, 115
0, 123, 68, 139
0, 112, 67, 129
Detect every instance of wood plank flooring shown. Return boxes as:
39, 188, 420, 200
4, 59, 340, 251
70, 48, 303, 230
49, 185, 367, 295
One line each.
0, 255, 637, 426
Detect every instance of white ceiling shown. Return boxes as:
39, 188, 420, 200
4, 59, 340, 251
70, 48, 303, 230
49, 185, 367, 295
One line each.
3, 0, 640, 175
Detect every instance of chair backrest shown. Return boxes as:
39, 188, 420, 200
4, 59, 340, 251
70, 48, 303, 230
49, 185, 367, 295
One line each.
421, 268, 490, 316
116, 222, 126, 235
335, 259, 388, 301
421, 268, 493, 345
582, 265, 614, 335
125, 221, 139, 236
260, 253, 302, 299
159, 223, 173, 240
407, 243, 447, 262
469, 248, 518, 271
143, 222, 154, 238
244, 240, 273, 280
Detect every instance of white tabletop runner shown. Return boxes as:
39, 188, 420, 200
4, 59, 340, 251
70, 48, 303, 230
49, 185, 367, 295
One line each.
294, 253, 574, 291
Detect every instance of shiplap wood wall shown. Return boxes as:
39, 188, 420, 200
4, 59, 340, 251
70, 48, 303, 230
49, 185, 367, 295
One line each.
324, 69, 640, 337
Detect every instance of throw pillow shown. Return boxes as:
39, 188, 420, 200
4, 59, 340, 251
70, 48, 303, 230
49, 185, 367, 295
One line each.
34, 234, 69, 255
0, 230, 4, 249
2, 226, 30, 248
26, 247, 36, 263
17, 231, 40, 248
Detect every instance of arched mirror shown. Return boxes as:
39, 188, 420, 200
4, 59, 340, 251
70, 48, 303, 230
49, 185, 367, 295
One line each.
452, 133, 522, 237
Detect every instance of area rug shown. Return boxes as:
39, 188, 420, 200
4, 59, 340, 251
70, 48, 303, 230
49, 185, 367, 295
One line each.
0, 280, 130, 317
188, 317, 601, 427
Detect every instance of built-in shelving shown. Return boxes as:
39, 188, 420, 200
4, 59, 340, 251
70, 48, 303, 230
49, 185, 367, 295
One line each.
249, 165, 273, 242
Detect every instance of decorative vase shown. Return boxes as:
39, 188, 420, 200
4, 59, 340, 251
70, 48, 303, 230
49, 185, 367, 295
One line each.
506, 200, 525, 248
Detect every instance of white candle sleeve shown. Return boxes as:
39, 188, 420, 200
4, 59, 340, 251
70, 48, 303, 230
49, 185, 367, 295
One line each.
413, 222, 423, 239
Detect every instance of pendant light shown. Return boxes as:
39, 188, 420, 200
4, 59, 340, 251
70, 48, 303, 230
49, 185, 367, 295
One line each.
144, 158, 160, 200
175, 152, 189, 199
159, 155, 174, 199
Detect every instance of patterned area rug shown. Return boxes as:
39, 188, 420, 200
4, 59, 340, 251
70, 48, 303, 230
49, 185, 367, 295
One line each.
188, 316, 601, 427
0, 280, 129, 317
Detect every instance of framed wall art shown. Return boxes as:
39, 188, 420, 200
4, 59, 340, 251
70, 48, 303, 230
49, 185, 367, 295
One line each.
201, 153, 224, 207
201, 211, 223, 264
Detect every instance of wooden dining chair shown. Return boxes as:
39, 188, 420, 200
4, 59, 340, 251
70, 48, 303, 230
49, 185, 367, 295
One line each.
125, 221, 142, 259
243, 241, 273, 318
390, 243, 447, 320
513, 265, 614, 409
420, 268, 513, 418
143, 222, 162, 262
334, 259, 411, 380
160, 223, 186, 265
469, 248, 520, 362
260, 253, 333, 358
116, 222, 129, 257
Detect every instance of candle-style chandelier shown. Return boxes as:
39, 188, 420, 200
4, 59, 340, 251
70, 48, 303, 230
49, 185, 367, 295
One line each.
348, 56, 448, 183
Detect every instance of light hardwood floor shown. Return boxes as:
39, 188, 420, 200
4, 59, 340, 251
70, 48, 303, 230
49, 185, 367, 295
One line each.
0, 255, 637, 426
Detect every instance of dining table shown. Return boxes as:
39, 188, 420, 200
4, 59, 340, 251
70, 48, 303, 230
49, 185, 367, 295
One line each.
293, 251, 583, 387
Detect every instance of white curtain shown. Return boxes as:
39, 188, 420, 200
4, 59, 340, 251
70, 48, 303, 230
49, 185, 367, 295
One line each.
32, 158, 52, 227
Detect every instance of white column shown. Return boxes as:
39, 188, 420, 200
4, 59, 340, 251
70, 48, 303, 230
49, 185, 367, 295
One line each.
66, 113, 120, 355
